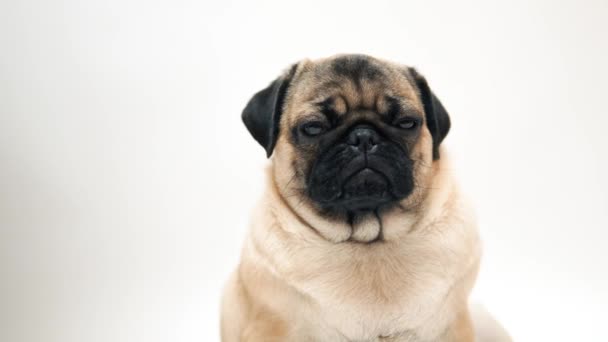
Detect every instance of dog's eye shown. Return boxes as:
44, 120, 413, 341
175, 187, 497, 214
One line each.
300, 122, 326, 137
395, 118, 418, 130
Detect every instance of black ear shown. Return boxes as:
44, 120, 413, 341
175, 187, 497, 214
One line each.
241, 64, 298, 157
408, 68, 451, 160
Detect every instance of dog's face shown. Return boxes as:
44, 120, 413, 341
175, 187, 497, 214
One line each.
242, 55, 450, 242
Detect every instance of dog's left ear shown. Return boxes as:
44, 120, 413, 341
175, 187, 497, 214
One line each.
242, 64, 298, 157
408, 67, 451, 160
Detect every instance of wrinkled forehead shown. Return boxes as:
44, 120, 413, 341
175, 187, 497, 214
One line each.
285, 55, 422, 117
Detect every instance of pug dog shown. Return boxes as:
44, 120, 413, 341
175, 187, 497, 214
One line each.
221, 54, 510, 341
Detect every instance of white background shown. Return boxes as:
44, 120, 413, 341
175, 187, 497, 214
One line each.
1, 0, 607, 341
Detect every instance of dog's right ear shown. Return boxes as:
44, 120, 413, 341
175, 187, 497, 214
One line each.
242, 64, 298, 157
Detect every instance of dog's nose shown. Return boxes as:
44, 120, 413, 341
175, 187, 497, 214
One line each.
347, 125, 379, 152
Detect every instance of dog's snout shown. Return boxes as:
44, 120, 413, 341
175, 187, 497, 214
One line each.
347, 125, 379, 152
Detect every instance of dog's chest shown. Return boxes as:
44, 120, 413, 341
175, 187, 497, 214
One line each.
315, 282, 449, 341
293, 244, 457, 341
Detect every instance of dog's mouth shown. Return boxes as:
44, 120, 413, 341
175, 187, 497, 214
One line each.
328, 168, 395, 211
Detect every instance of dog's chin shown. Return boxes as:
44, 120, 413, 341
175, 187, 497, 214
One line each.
316, 168, 398, 212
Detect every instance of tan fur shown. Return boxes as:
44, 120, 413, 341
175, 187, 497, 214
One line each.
222, 55, 489, 341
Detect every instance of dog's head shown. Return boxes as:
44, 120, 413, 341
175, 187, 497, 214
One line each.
242, 54, 450, 242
